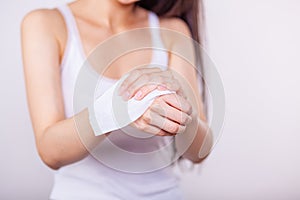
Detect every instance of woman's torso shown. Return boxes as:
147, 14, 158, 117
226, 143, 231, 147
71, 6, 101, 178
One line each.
50, 3, 182, 200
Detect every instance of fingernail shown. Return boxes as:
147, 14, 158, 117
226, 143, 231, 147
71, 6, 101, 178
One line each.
157, 85, 167, 91
122, 91, 130, 101
135, 91, 143, 100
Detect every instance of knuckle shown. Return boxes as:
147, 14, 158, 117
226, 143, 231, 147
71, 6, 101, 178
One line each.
179, 89, 186, 97
168, 124, 179, 133
181, 114, 189, 124
150, 103, 159, 112
178, 125, 186, 134
154, 96, 164, 104
156, 130, 165, 136
134, 120, 145, 131
143, 112, 152, 124
143, 116, 151, 124
187, 104, 193, 114
138, 87, 147, 95
139, 123, 148, 131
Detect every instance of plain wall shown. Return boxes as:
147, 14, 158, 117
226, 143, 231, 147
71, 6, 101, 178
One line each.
0, 0, 299, 199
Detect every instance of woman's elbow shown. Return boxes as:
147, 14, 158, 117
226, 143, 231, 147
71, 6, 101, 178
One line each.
191, 152, 211, 164
195, 131, 214, 163
36, 138, 62, 170
187, 130, 214, 164
38, 147, 62, 170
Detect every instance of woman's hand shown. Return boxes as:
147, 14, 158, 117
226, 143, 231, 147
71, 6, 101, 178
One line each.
119, 67, 186, 101
131, 93, 193, 136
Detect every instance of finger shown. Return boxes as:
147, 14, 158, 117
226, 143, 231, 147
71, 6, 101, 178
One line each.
157, 85, 168, 91
119, 68, 161, 95
135, 77, 183, 100
127, 72, 172, 100
134, 84, 159, 100
163, 78, 181, 92
147, 111, 186, 134
141, 123, 174, 136
152, 70, 181, 92
123, 74, 154, 100
161, 94, 192, 115
150, 100, 192, 125
131, 117, 173, 136
135, 83, 174, 101
169, 79, 185, 98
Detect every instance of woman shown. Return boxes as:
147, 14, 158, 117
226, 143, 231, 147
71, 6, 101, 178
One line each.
21, 0, 212, 199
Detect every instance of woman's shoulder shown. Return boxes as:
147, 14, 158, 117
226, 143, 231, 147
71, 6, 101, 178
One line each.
21, 8, 64, 29
159, 17, 192, 37
21, 8, 67, 43
21, 8, 67, 54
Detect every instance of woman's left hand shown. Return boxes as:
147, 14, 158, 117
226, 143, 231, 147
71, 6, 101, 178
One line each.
118, 67, 185, 101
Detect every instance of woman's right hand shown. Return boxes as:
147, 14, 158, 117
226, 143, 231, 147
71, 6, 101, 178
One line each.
131, 93, 193, 136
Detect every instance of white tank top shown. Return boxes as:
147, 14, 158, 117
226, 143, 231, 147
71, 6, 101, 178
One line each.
50, 4, 183, 200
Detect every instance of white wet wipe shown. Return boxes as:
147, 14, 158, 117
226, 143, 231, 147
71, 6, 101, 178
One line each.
88, 75, 174, 136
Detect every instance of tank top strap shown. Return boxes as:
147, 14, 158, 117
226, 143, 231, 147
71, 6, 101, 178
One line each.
57, 5, 79, 38
148, 11, 160, 27
57, 4, 86, 66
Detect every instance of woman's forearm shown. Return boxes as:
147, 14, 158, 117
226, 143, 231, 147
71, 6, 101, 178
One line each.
177, 113, 213, 163
37, 109, 105, 170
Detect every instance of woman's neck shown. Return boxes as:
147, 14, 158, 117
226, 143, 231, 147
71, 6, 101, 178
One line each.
71, 0, 139, 31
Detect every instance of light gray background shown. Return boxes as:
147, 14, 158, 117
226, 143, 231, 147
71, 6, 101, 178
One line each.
1, 0, 299, 199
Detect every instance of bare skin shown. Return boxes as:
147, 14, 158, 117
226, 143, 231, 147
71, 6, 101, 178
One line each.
21, 0, 212, 170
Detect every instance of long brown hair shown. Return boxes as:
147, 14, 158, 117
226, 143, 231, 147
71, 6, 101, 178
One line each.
136, 0, 207, 113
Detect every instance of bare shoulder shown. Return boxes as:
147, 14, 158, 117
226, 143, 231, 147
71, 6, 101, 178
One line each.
158, 17, 193, 51
159, 17, 192, 37
21, 8, 66, 39
22, 9, 61, 29
21, 8, 67, 57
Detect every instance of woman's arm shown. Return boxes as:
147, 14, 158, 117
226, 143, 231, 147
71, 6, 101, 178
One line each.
21, 10, 104, 170
168, 51, 213, 163
119, 18, 213, 163
165, 18, 213, 163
